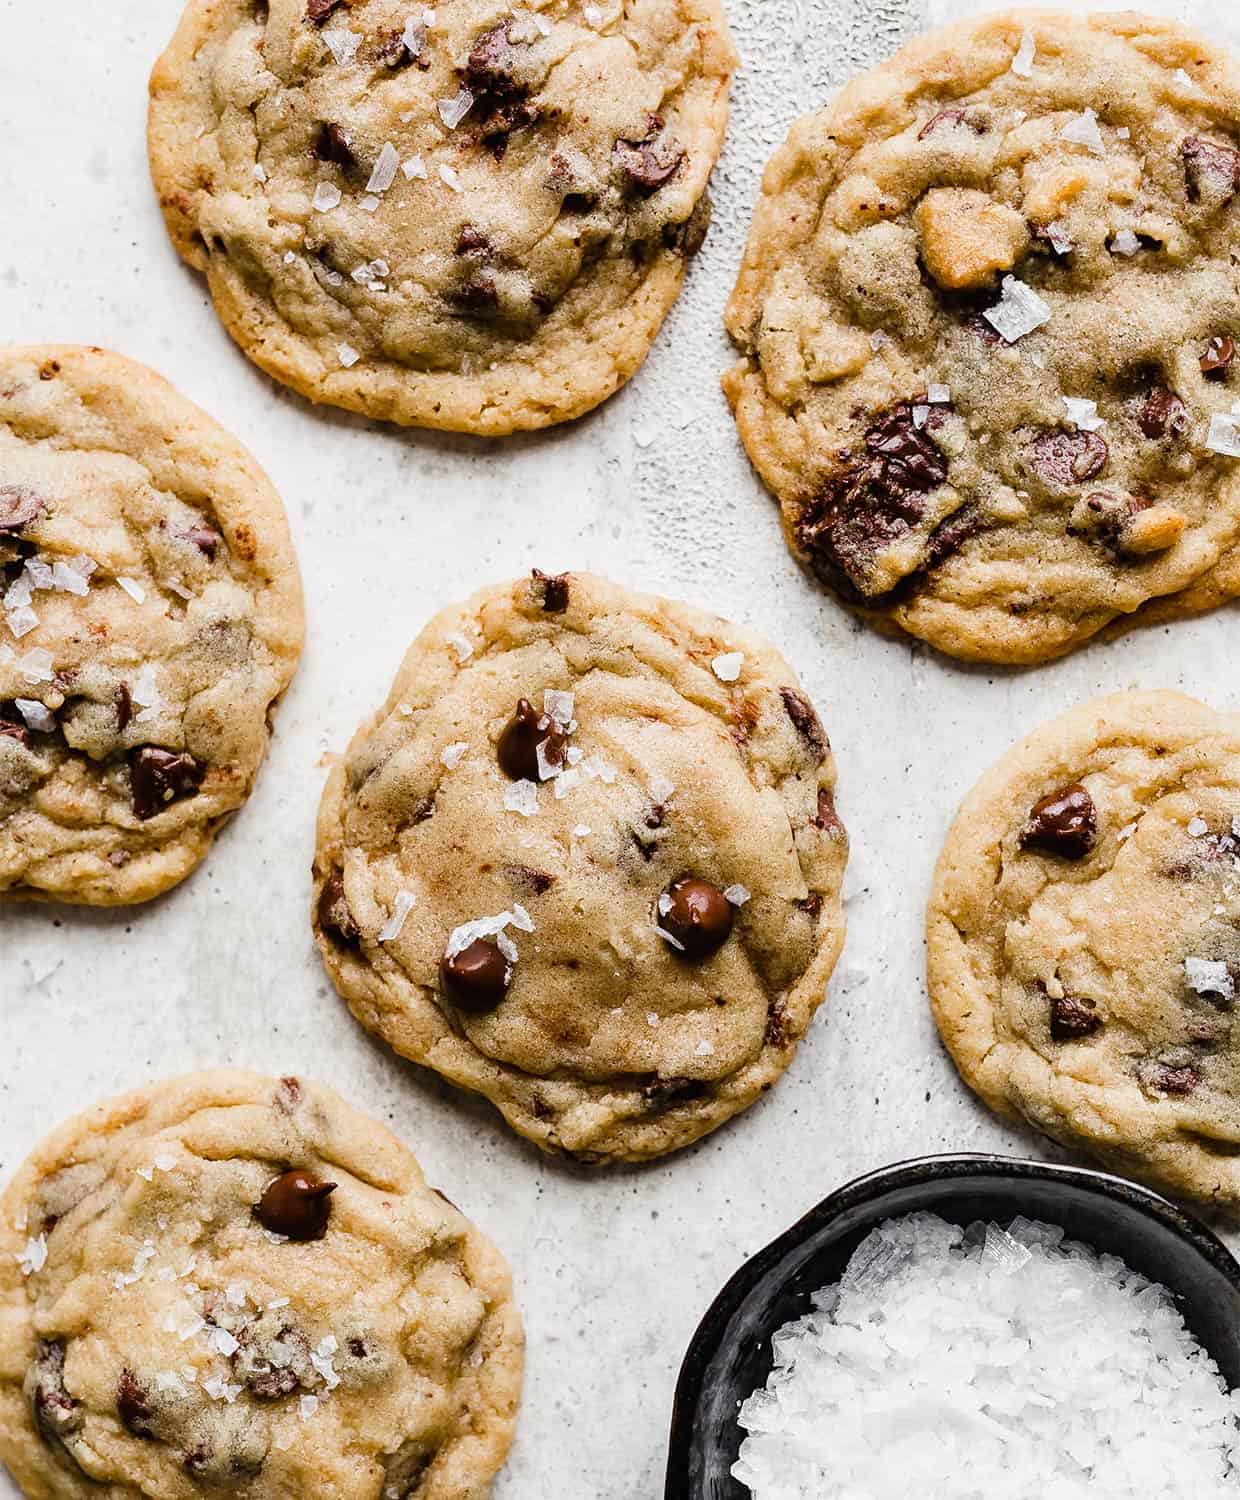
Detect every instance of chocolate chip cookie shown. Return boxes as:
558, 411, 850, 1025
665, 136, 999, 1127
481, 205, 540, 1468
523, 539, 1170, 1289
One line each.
0, 1070, 522, 1499
312, 571, 848, 1163
725, 11, 1240, 664
0, 346, 303, 906
149, 0, 736, 435
928, 690, 1240, 1203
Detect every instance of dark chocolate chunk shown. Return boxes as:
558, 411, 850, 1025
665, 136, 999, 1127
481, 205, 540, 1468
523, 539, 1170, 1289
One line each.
0, 485, 46, 533
114, 682, 132, 733
0, 708, 31, 748
317, 869, 360, 947
26, 1340, 83, 1452
764, 999, 791, 1048
128, 747, 205, 820
1020, 784, 1097, 860
532, 568, 569, 613
440, 938, 511, 1010
814, 786, 843, 835
1026, 429, 1109, 490
780, 687, 827, 760
614, 115, 685, 193
658, 877, 735, 959
1138, 386, 1190, 440
306, 0, 344, 23
1182, 135, 1240, 208
456, 223, 495, 257
795, 403, 950, 599
1201, 335, 1235, 380
641, 1075, 708, 1111
497, 698, 566, 782
313, 122, 355, 170
117, 1369, 156, 1438
504, 863, 556, 896
255, 1170, 336, 1241
1154, 1062, 1201, 1096
1049, 993, 1101, 1041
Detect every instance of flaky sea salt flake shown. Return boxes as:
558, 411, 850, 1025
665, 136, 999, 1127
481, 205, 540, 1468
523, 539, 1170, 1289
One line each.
712, 652, 743, 682
441, 741, 469, 769
378, 889, 417, 943
366, 142, 400, 194
1063, 397, 1105, 432
504, 779, 539, 816
6, 606, 38, 640
403, 154, 428, 180
312, 181, 342, 213
437, 88, 475, 130
15, 699, 55, 733
1111, 228, 1141, 256
723, 884, 751, 907
337, 343, 361, 369
1207, 413, 1240, 457
1060, 107, 1106, 156
1011, 27, 1036, 77
983, 275, 1051, 343
322, 27, 359, 65
17, 1235, 47, 1275
117, 576, 146, 604
438, 164, 463, 192
1185, 956, 1234, 1001
16, 647, 54, 684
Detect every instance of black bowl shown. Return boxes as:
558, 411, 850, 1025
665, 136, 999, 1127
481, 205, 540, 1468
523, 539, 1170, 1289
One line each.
665, 1153, 1240, 1499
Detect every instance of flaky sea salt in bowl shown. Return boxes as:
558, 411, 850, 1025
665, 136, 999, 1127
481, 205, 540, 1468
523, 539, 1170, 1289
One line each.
665, 1155, 1240, 1499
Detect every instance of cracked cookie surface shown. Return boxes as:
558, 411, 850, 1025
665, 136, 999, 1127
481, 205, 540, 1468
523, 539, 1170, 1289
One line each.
725, 10, 1240, 664
0, 1070, 523, 1500
928, 690, 1240, 1203
149, 0, 735, 435
0, 346, 303, 906
312, 572, 848, 1163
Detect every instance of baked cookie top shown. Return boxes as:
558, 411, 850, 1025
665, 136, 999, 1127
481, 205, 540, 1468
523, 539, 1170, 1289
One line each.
928, 690, 1240, 1204
149, 0, 735, 435
0, 1070, 523, 1500
0, 346, 303, 906
725, 10, 1240, 664
312, 572, 848, 1163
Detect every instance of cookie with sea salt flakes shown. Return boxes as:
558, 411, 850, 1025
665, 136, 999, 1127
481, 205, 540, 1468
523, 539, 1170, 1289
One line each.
0, 1070, 523, 1500
148, 0, 736, 436
724, 10, 1240, 665
928, 690, 1240, 1204
312, 572, 848, 1163
0, 346, 303, 906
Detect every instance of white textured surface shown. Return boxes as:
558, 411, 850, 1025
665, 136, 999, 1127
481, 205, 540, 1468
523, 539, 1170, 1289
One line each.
1, 2, 1239, 1496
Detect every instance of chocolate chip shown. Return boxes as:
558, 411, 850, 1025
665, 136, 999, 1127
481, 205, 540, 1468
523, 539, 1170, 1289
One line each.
663, 195, 712, 258
923, 503, 982, 572
1182, 135, 1240, 208
764, 999, 791, 1048
641, 1075, 708, 1111
614, 115, 685, 193
1201, 335, 1235, 380
1154, 1062, 1201, 1096
0, 709, 31, 748
796, 403, 950, 599
117, 1369, 156, 1438
658, 877, 735, 959
255, 1170, 336, 1241
317, 868, 360, 947
26, 1341, 82, 1452
532, 568, 569, 613
440, 938, 511, 1010
447, 271, 500, 315
917, 107, 988, 140
1020, 784, 1097, 860
456, 223, 495, 257
497, 698, 566, 781
278, 1075, 302, 1108
114, 683, 132, 733
0, 485, 46, 533
313, 122, 355, 170
128, 747, 205, 820
1049, 994, 1101, 1041
465, 21, 527, 101
780, 688, 827, 760
503, 863, 556, 896
1138, 386, 1190, 440
814, 786, 843, 835
1026, 430, 1109, 490
306, 0, 344, 23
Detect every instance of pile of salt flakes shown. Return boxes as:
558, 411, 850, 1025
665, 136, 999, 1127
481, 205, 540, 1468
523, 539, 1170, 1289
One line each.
733, 1213, 1240, 1497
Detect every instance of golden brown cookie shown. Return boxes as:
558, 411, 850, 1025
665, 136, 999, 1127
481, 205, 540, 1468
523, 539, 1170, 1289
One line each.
929, 689, 1240, 1203
313, 571, 848, 1162
149, 0, 736, 434
0, 345, 303, 906
725, 11, 1240, 664
0, 1070, 522, 1499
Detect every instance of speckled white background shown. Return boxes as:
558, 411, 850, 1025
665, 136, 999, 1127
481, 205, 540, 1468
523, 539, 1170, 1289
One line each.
1, 0, 1239, 1495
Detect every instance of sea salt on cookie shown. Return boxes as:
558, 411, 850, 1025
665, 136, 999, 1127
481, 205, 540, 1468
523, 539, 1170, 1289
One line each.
149, 0, 736, 435
0, 1070, 522, 1500
312, 572, 848, 1162
725, 11, 1240, 664
929, 690, 1240, 1203
0, 345, 303, 905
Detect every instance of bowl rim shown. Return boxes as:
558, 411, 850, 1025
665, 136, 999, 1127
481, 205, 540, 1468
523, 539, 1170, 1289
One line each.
664, 1151, 1240, 1497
